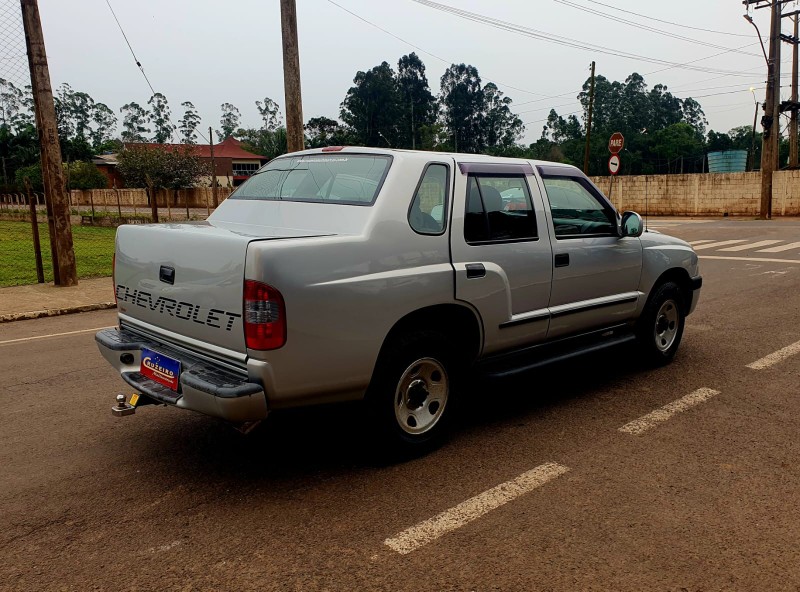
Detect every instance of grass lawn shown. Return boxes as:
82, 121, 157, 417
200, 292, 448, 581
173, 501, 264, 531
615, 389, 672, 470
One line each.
0, 221, 116, 287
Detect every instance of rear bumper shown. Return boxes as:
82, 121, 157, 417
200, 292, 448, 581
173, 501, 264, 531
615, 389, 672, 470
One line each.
96, 328, 268, 422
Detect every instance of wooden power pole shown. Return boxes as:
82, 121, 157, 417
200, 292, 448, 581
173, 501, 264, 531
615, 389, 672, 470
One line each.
583, 61, 596, 175
280, 0, 304, 153
757, 0, 783, 220
209, 126, 218, 208
21, 0, 77, 285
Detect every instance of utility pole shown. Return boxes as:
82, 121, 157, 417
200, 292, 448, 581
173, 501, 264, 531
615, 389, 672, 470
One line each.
280, 0, 304, 153
747, 0, 783, 219
209, 126, 218, 208
21, 0, 77, 285
783, 11, 800, 168
583, 61, 596, 175
751, 98, 761, 171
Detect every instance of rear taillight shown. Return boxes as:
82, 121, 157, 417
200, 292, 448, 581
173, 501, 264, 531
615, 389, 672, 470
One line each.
243, 280, 286, 350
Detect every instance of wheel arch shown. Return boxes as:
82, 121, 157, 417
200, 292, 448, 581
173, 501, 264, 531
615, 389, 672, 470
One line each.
648, 267, 693, 313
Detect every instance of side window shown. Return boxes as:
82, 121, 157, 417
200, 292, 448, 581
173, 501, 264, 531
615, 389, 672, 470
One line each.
409, 163, 448, 235
464, 175, 537, 244
542, 177, 617, 238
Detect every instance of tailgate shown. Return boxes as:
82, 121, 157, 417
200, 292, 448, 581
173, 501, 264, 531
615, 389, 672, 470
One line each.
114, 222, 255, 354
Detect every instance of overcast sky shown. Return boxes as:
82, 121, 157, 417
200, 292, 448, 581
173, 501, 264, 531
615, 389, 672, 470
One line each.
34, 0, 798, 145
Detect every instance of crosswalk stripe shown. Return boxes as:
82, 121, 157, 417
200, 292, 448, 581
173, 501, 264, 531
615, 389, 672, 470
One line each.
692, 240, 749, 250
688, 240, 718, 246
756, 241, 800, 253
718, 240, 784, 252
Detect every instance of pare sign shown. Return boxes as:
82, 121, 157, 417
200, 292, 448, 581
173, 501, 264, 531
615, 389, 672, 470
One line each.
608, 132, 625, 154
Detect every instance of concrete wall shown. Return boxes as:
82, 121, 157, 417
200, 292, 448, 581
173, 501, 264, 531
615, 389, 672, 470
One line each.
589, 170, 800, 216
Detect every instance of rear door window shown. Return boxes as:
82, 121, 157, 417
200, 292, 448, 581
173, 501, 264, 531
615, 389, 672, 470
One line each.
231, 154, 392, 205
409, 163, 449, 235
464, 175, 537, 244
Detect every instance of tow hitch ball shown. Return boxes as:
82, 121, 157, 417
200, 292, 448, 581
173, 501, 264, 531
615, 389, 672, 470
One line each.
111, 393, 136, 417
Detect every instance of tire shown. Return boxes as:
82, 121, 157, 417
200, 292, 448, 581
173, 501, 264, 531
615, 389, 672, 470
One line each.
365, 331, 460, 459
636, 281, 686, 366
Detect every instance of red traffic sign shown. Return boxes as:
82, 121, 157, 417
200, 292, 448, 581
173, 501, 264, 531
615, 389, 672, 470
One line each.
608, 154, 621, 175
608, 132, 625, 154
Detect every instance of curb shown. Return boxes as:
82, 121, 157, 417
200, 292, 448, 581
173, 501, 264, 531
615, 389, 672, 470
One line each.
0, 302, 117, 323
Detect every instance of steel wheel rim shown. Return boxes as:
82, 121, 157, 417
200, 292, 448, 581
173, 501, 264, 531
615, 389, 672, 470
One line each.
654, 299, 680, 352
394, 357, 449, 436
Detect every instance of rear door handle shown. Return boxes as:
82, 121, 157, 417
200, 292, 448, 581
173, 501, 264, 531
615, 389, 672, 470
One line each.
466, 263, 486, 279
554, 253, 570, 268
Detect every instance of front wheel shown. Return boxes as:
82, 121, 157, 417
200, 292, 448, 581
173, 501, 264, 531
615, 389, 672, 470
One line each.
636, 281, 686, 366
366, 332, 459, 458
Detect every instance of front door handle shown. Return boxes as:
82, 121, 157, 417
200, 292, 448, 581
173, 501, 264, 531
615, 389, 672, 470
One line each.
554, 253, 570, 268
466, 263, 486, 279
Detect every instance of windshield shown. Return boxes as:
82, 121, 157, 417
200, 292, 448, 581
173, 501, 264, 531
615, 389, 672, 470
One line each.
230, 154, 392, 205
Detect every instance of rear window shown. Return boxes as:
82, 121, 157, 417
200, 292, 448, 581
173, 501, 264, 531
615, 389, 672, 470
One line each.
230, 154, 392, 205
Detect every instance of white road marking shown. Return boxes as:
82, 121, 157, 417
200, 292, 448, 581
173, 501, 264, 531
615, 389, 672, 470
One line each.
692, 240, 749, 250
0, 326, 113, 347
619, 388, 721, 435
700, 256, 800, 265
718, 240, 784, 252
384, 463, 569, 555
746, 340, 800, 370
688, 239, 718, 246
756, 241, 800, 253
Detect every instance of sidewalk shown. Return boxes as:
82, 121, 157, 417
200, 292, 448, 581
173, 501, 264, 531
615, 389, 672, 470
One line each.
0, 276, 115, 323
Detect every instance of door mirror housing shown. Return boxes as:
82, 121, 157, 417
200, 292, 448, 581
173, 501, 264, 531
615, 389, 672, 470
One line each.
620, 211, 644, 238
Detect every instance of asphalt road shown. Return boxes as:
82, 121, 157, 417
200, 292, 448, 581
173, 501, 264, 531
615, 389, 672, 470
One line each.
2, 217, 800, 591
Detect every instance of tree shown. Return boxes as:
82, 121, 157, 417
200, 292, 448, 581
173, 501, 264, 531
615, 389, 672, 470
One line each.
439, 63, 484, 153
14, 160, 108, 191
218, 103, 241, 140
396, 53, 436, 149
90, 103, 117, 150
256, 97, 282, 132
239, 127, 286, 161
340, 61, 402, 147
148, 92, 175, 143
305, 116, 349, 148
482, 82, 523, 153
120, 102, 150, 143
178, 101, 201, 144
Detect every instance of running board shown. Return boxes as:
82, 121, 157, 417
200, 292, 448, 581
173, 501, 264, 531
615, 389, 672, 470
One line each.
479, 333, 636, 380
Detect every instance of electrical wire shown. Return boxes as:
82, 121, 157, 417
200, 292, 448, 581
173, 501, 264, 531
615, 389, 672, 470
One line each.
553, 0, 760, 57
409, 0, 763, 77
104, 0, 156, 96
585, 0, 753, 37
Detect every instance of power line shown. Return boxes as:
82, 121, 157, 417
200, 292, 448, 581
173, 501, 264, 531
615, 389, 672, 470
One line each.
409, 0, 764, 77
326, 0, 552, 98
554, 0, 760, 57
585, 0, 754, 38
104, 0, 156, 96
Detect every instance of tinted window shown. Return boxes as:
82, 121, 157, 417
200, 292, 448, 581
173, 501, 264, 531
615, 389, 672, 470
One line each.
464, 176, 537, 243
409, 164, 448, 235
542, 177, 616, 238
231, 154, 391, 205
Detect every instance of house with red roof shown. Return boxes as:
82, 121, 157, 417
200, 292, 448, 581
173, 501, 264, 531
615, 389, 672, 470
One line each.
95, 137, 268, 189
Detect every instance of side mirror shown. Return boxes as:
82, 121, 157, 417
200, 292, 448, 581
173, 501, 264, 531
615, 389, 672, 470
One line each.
620, 211, 644, 238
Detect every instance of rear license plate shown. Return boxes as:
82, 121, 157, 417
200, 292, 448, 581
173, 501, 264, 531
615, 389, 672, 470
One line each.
140, 348, 181, 391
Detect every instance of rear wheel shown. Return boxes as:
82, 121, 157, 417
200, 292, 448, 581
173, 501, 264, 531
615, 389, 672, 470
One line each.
636, 281, 686, 366
366, 331, 459, 458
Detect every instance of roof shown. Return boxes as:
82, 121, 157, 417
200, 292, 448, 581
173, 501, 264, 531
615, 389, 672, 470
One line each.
124, 137, 266, 160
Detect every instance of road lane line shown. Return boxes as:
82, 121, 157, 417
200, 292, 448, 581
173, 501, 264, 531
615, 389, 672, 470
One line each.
0, 326, 113, 347
619, 388, 721, 435
757, 241, 800, 253
692, 240, 748, 250
746, 340, 800, 370
384, 463, 569, 555
699, 256, 800, 265
718, 240, 783, 252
